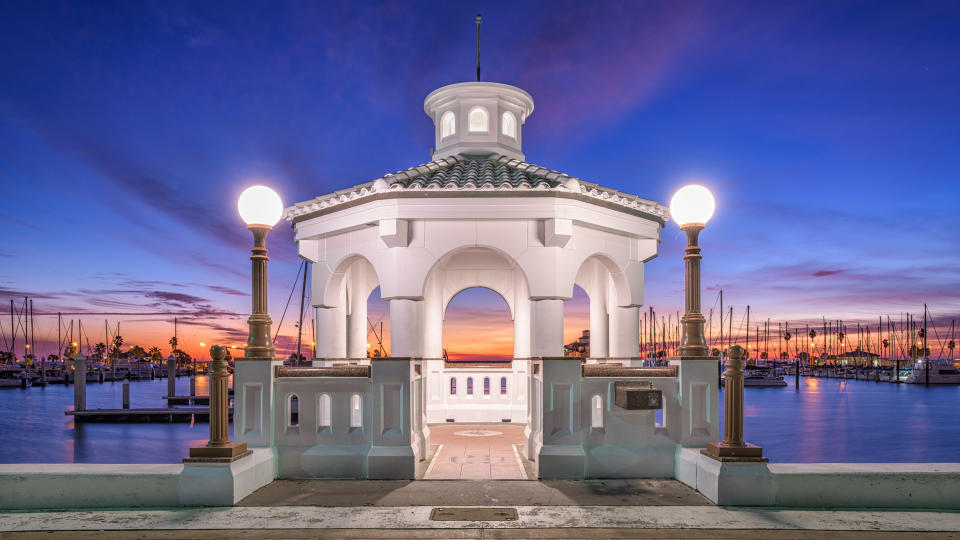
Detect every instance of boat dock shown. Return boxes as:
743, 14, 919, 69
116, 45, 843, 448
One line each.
65, 407, 232, 423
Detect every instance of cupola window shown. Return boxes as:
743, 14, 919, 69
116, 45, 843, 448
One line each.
441, 111, 456, 138
501, 111, 517, 138
468, 106, 488, 132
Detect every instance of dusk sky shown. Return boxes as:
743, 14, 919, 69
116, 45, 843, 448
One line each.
1, 1, 958, 361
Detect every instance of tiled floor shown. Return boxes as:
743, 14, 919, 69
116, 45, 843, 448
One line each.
424, 423, 529, 480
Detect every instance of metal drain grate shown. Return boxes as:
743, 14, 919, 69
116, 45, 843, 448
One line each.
429, 507, 519, 521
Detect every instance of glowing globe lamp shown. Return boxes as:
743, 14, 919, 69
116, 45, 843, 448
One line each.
669, 184, 715, 227
238, 185, 283, 228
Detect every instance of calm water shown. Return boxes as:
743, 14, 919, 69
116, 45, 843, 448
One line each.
0, 376, 231, 464
0, 375, 957, 463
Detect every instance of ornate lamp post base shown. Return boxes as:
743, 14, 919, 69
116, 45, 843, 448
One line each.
186, 442, 251, 462
704, 441, 765, 461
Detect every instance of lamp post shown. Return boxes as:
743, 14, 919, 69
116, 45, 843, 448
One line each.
670, 185, 715, 358
237, 185, 283, 359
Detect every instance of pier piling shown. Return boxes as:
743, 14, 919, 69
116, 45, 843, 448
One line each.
166, 356, 176, 404
122, 380, 130, 409
73, 355, 86, 412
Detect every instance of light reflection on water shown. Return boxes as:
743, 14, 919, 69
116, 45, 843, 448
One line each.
0, 377, 232, 464
1, 376, 957, 463
721, 377, 960, 462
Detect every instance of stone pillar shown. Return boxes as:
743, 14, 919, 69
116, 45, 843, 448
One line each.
537, 357, 584, 479
188, 345, 250, 461
389, 299, 422, 358
73, 354, 86, 412
530, 299, 564, 357
368, 358, 417, 479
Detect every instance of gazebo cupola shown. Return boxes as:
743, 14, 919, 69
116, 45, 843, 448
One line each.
424, 82, 534, 161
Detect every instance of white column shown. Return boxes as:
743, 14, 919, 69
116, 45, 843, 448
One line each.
588, 290, 609, 358
530, 299, 564, 357
314, 305, 346, 360
347, 289, 368, 359
609, 306, 640, 358
422, 277, 443, 359
513, 295, 531, 358
389, 299, 423, 358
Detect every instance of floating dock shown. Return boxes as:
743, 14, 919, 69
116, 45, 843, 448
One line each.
65, 407, 232, 423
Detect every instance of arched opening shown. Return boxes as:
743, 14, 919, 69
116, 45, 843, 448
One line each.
288, 394, 299, 427
318, 393, 331, 431
501, 111, 517, 138
441, 110, 456, 138
349, 394, 362, 429
591, 394, 604, 429
563, 285, 590, 358
443, 287, 513, 364
468, 106, 488, 132
568, 254, 639, 363
316, 256, 387, 362
366, 286, 389, 358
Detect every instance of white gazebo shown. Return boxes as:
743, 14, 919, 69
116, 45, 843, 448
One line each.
235, 79, 717, 480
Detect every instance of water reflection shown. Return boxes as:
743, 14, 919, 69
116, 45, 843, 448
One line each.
720, 377, 960, 462
1, 375, 958, 463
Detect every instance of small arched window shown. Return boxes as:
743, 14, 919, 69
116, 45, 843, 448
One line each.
501, 111, 517, 138
441, 111, 456, 138
468, 107, 488, 132
350, 394, 362, 428
288, 394, 299, 427
591, 394, 604, 429
318, 393, 331, 429
467, 377, 474, 395
483, 377, 490, 395
450, 377, 457, 395
500, 377, 507, 395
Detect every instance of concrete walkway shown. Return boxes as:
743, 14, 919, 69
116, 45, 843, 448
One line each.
0, 505, 958, 537
424, 424, 530, 479
240, 479, 712, 507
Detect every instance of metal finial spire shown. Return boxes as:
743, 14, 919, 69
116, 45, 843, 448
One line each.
475, 14, 482, 81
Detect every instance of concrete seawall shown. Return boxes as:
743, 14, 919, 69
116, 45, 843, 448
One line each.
0, 463, 182, 510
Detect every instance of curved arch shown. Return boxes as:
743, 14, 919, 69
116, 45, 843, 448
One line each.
420, 244, 531, 300
422, 245, 531, 360
572, 253, 632, 308
442, 285, 513, 320
501, 111, 517, 138
468, 106, 489, 132
440, 110, 456, 138
322, 254, 382, 308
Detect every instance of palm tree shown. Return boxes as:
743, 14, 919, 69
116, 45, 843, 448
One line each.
93, 342, 107, 360
148, 346, 162, 364
128, 345, 147, 360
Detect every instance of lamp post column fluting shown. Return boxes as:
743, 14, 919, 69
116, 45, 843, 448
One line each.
678, 223, 708, 357
245, 225, 276, 359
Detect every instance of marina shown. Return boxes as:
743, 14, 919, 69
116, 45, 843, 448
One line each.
0, 371, 956, 465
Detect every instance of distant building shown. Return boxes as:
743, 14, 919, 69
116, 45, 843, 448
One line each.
565, 330, 590, 357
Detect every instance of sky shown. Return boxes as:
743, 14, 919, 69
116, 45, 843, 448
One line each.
1, 0, 959, 361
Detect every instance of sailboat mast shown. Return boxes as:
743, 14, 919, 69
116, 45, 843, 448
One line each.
746, 305, 750, 362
